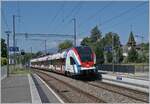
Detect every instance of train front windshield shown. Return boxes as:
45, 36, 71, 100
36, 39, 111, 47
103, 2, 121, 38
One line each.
76, 47, 93, 62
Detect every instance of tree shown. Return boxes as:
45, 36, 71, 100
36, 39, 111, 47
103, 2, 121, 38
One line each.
143, 42, 149, 51
58, 40, 73, 52
81, 26, 104, 64
106, 51, 113, 63
103, 32, 123, 63
137, 42, 149, 63
94, 43, 104, 64
103, 32, 121, 48
90, 26, 102, 42
127, 46, 138, 63
80, 37, 92, 46
116, 48, 124, 63
36, 51, 43, 57
1, 38, 7, 57
21, 53, 33, 65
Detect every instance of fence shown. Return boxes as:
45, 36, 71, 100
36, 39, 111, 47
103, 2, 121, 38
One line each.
1, 64, 24, 80
97, 64, 149, 74
1, 66, 7, 80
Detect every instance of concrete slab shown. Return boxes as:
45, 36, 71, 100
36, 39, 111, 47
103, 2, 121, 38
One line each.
28, 74, 41, 103
1, 74, 32, 103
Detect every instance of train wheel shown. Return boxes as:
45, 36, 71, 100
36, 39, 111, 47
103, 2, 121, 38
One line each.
65, 71, 67, 76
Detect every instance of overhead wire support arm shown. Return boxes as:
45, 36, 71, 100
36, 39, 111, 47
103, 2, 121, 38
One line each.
15, 33, 74, 38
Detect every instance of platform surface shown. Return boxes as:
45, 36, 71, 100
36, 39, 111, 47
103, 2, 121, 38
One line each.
1, 73, 62, 103
99, 70, 149, 80
1, 74, 32, 103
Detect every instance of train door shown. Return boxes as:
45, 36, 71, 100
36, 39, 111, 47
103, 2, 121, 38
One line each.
65, 56, 75, 74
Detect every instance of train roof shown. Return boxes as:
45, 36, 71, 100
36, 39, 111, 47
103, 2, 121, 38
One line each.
30, 46, 92, 62
30, 51, 66, 62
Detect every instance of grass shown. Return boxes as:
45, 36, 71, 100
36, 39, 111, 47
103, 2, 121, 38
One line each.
10, 67, 31, 75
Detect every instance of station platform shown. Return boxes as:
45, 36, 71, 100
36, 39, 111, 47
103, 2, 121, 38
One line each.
99, 70, 149, 80
99, 70, 149, 93
1, 74, 62, 103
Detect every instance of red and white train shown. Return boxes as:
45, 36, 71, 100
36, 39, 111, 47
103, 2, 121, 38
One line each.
30, 46, 98, 76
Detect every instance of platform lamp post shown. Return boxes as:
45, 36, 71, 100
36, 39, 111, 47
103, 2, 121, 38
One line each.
112, 34, 115, 73
72, 18, 76, 47
5, 31, 11, 77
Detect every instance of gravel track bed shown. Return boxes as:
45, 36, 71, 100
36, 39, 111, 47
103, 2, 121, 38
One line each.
33, 69, 148, 103
35, 71, 105, 103
88, 81, 149, 102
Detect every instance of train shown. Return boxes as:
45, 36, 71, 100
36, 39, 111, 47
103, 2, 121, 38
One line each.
30, 46, 98, 77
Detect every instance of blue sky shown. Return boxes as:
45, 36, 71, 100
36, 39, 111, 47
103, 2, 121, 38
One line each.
1, 1, 149, 53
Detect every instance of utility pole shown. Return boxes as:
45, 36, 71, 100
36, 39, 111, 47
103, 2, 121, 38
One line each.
5, 31, 11, 77
13, 15, 16, 70
13, 15, 20, 69
30, 47, 32, 58
44, 40, 47, 54
112, 35, 115, 73
72, 18, 76, 47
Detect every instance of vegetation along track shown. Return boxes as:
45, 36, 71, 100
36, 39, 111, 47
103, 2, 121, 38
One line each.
87, 81, 149, 103
33, 69, 106, 103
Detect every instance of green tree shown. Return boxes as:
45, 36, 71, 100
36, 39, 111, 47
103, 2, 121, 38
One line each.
106, 51, 113, 63
103, 32, 123, 63
1, 57, 7, 66
90, 26, 102, 42
143, 43, 149, 63
1, 38, 7, 57
81, 26, 104, 64
94, 43, 104, 64
138, 43, 149, 63
117, 48, 124, 63
36, 51, 43, 56
127, 46, 138, 63
80, 37, 92, 46
21, 53, 33, 65
58, 40, 73, 52
143, 42, 149, 51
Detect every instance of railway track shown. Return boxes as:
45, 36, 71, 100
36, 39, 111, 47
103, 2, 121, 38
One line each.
33, 69, 106, 103
87, 81, 149, 103
32, 68, 149, 103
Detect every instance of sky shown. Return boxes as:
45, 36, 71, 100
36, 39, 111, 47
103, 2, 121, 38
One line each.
1, 1, 149, 53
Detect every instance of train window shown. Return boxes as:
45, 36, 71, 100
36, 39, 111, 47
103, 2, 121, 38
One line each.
70, 57, 75, 65
76, 47, 93, 62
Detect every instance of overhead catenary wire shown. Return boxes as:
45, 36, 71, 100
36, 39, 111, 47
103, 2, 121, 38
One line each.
56, 1, 84, 34
49, 1, 65, 31
101, 9, 147, 31
78, 1, 113, 28
15, 33, 74, 41
80, 2, 147, 35
99, 2, 147, 27
1, 8, 10, 30
53, 1, 83, 34
17, 1, 21, 33
63, 1, 83, 20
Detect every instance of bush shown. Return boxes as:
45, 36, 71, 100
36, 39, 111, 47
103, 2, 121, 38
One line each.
1, 57, 7, 66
